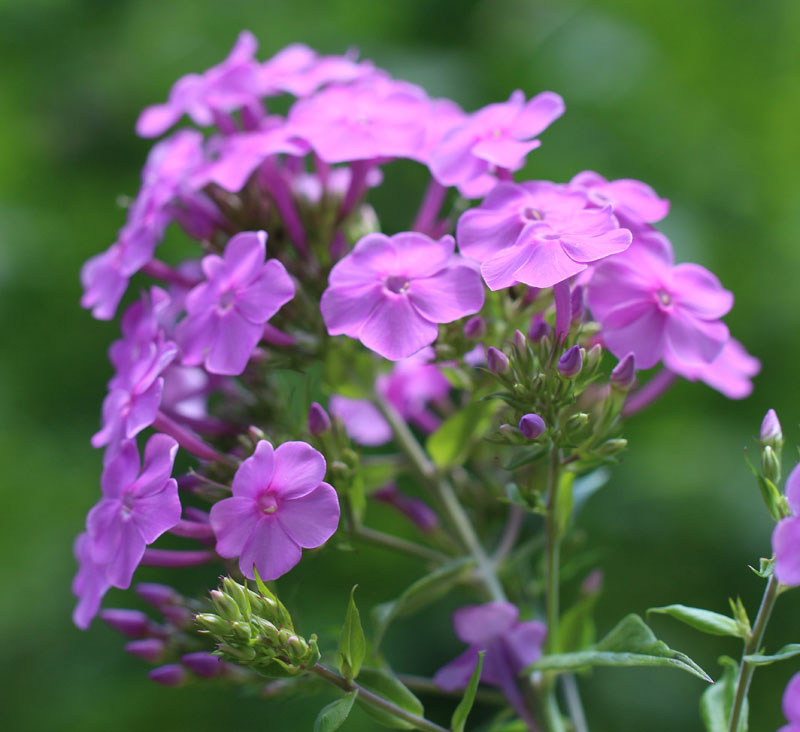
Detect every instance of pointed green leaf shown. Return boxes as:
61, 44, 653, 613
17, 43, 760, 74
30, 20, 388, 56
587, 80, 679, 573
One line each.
339, 586, 367, 681
427, 401, 498, 468
373, 558, 476, 649
558, 592, 598, 653
700, 656, 747, 732
451, 651, 484, 732
648, 604, 744, 638
744, 643, 800, 666
528, 614, 712, 682
356, 667, 424, 729
252, 566, 293, 628
314, 691, 358, 732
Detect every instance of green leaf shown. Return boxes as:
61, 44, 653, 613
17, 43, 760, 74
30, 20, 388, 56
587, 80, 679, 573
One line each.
502, 444, 546, 470
427, 401, 498, 468
558, 592, 598, 653
339, 586, 367, 681
356, 667, 424, 729
372, 558, 476, 649
700, 656, 747, 732
314, 691, 357, 732
252, 567, 293, 628
648, 604, 744, 638
744, 643, 800, 666
528, 614, 712, 682
451, 651, 484, 732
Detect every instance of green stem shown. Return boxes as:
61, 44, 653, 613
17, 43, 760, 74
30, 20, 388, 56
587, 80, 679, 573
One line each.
351, 525, 449, 564
374, 392, 506, 603
544, 445, 561, 656
561, 674, 588, 732
312, 664, 449, 732
542, 689, 567, 732
397, 673, 506, 705
727, 572, 780, 732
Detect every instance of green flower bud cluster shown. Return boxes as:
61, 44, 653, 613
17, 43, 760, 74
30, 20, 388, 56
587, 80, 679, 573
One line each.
196, 576, 320, 676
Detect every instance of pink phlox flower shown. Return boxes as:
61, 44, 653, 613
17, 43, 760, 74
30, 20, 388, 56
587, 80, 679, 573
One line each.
176, 230, 295, 375
588, 229, 733, 370
86, 434, 181, 589
329, 395, 392, 447
72, 532, 112, 629
376, 347, 450, 432
435, 602, 546, 724
92, 334, 178, 464
780, 672, 800, 732
292, 166, 384, 205
672, 338, 760, 399
160, 365, 217, 420
570, 170, 669, 226
260, 44, 376, 98
413, 98, 467, 166
773, 464, 800, 586
286, 78, 430, 163
193, 117, 309, 193
136, 31, 262, 138
320, 232, 485, 360
209, 440, 340, 580
456, 181, 632, 290
80, 131, 209, 320
430, 90, 565, 198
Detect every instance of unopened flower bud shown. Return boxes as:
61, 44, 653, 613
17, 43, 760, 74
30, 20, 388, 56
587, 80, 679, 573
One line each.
463, 316, 486, 339
211, 590, 241, 621
148, 664, 186, 687
571, 285, 585, 323
307, 402, 331, 436
566, 412, 590, 434
760, 409, 783, 450
762, 445, 781, 484
597, 438, 628, 457
513, 329, 527, 353
487, 347, 509, 374
221, 577, 250, 614
519, 413, 546, 440
498, 423, 516, 440
584, 343, 603, 373
100, 609, 151, 638
125, 638, 166, 663
135, 583, 179, 609
581, 569, 604, 596
528, 315, 551, 343
195, 612, 230, 636
373, 483, 440, 533
182, 652, 223, 678
557, 345, 583, 378
610, 353, 637, 392
230, 620, 253, 642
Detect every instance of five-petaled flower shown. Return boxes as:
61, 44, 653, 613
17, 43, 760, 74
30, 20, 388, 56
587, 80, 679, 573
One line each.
320, 232, 484, 360
209, 440, 340, 581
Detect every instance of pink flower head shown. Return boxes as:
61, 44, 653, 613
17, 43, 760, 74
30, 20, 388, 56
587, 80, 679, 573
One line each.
570, 171, 670, 226
321, 232, 485, 360
80, 131, 209, 320
176, 231, 295, 375
209, 440, 340, 580
86, 434, 181, 589
260, 45, 376, 98
456, 181, 632, 290
136, 31, 261, 138
674, 338, 760, 399
780, 672, 800, 732
286, 79, 430, 163
430, 90, 565, 197
773, 464, 800, 586
587, 230, 733, 370
72, 532, 112, 629
435, 602, 546, 725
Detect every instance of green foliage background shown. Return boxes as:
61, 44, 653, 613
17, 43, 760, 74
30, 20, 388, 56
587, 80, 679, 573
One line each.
1, 1, 799, 730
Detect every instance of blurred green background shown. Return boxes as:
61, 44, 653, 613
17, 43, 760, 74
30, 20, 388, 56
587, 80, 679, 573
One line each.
2, 0, 799, 729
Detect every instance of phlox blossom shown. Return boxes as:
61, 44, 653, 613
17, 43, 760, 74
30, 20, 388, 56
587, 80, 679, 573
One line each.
780, 672, 800, 732
773, 464, 800, 586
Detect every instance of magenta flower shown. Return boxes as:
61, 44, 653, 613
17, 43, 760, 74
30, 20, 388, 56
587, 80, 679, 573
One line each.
209, 440, 340, 580
86, 434, 181, 589
674, 338, 760, 399
587, 231, 733, 370
329, 395, 392, 447
773, 464, 800, 586
373, 483, 440, 533
321, 232, 484, 360
430, 90, 565, 197
456, 181, 632, 290
72, 533, 112, 629
435, 602, 546, 727
136, 31, 261, 138
176, 231, 295, 375
570, 171, 670, 226
780, 672, 800, 732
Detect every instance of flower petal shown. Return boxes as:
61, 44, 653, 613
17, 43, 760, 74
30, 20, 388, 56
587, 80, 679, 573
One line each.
232, 440, 275, 498
672, 263, 733, 319
453, 602, 519, 644
236, 259, 295, 323
134, 434, 179, 496
210, 496, 260, 558
320, 284, 383, 337
407, 265, 484, 323
329, 395, 392, 446
511, 238, 586, 288
391, 232, 454, 279
358, 295, 438, 360
238, 517, 302, 581
480, 242, 534, 291
133, 480, 181, 544
433, 647, 481, 692
205, 311, 262, 375
271, 441, 327, 499
277, 482, 340, 548
774, 517, 800, 587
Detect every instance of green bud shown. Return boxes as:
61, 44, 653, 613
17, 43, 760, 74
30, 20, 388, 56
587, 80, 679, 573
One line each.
566, 412, 590, 436
597, 438, 628, 457
218, 643, 257, 662
762, 445, 781, 484
195, 612, 230, 636
584, 343, 603, 374
230, 620, 253, 643
211, 589, 241, 621
222, 577, 251, 614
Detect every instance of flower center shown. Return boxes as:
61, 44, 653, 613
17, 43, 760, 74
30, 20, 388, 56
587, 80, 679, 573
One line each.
121, 492, 136, 520
218, 288, 236, 313
385, 275, 410, 294
522, 206, 544, 221
656, 289, 673, 308
259, 492, 278, 515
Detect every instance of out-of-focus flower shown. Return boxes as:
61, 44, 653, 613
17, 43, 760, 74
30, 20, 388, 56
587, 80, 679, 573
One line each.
569, 170, 669, 226
773, 464, 800, 585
